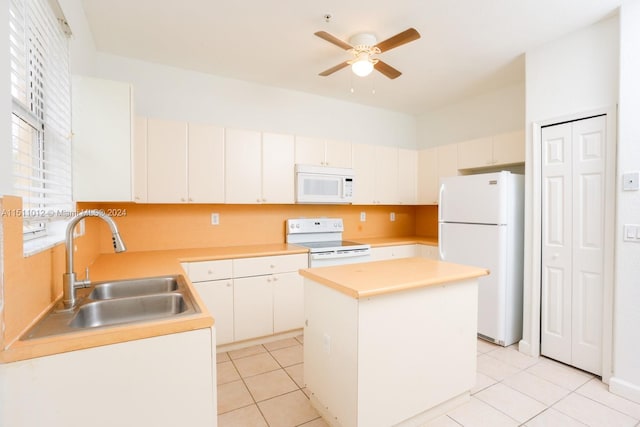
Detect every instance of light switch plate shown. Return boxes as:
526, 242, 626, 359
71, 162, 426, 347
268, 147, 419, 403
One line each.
623, 172, 640, 191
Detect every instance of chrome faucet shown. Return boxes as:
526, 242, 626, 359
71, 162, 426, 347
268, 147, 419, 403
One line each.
61, 210, 126, 310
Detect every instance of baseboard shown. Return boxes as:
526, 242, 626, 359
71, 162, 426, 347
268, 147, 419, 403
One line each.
609, 377, 640, 404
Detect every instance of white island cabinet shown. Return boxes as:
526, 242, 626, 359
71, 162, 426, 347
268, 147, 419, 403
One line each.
0, 328, 217, 427
300, 257, 488, 427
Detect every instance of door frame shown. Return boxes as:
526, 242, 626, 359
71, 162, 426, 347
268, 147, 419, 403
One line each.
521, 106, 617, 383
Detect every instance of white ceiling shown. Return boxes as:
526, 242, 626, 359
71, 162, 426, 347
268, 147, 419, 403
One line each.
79, 0, 621, 115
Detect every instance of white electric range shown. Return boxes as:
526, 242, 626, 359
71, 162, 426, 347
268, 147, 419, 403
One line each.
286, 218, 371, 267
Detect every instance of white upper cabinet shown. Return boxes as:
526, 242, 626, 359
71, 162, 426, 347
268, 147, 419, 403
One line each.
72, 76, 133, 202
457, 130, 525, 170
133, 116, 148, 203
295, 136, 352, 168
147, 119, 188, 203
398, 148, 417, 204
418, 144, 459, 205
188, 123, 225, 203
352, 144, 399, 205
262, 132, 295, 204
492, 130, 526, 166
417, 147, 438, 205
226, 129, 295, 204
147, 119, 224, 203
225, 128, 262, 204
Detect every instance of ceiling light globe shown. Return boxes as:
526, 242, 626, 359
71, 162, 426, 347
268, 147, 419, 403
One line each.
352, 59, 374, 77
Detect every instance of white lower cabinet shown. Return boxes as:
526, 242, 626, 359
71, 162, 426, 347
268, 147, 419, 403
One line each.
0, 328, 216, 427
273, 272, 305, 333
370, 244, 419, 261
194, 280, 234, 345
185, 253, 307, 346
234, 275, 275, 341
419, 244, 439, 260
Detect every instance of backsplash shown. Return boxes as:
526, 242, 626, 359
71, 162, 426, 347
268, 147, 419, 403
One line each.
77, 203, 438, 253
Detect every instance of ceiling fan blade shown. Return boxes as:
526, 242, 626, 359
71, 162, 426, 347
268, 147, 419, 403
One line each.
375, 28, 421, 53
314, 31, 353, 50
374, 60, 402, 79
319, 61, 350, 76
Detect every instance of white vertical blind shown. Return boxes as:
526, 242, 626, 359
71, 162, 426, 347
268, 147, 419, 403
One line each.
9, 0, 72, 237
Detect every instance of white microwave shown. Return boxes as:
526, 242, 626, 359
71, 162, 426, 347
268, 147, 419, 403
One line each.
295, 164, 354, 204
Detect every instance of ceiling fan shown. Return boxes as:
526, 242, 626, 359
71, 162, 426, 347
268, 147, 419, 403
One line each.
314, 28, 420, 79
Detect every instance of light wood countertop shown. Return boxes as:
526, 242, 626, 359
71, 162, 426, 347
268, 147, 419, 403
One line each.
299, 257, 488, 299
1, 244, 307, 363
354, 236, 438, 247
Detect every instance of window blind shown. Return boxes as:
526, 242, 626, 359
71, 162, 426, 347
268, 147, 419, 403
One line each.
9, 0, 72, 237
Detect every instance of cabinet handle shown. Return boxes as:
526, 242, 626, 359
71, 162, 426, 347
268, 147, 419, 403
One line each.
207, 270, 213, 275
180, 197, 186, 202
273, 276, 278, 282
270, 264, 275, 268
188, 197, 193, 202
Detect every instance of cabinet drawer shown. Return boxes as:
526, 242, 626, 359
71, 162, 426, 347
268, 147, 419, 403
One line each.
186, 259, 233, 282
233, 254, 307, 277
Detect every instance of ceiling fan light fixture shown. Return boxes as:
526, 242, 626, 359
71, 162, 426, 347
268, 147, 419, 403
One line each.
351, 55, 374, 77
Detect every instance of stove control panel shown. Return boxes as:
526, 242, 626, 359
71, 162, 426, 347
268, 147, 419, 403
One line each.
286, 218, 344, 234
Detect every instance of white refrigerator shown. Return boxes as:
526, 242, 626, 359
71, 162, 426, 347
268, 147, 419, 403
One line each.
438, 171, 524, 346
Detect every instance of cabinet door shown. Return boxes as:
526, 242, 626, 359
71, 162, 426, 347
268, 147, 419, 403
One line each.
457, 137, 492, 169
262, 132, 295, 203
295, 136, 325, 166
188, 123, 225, 203
234, 276, 273, 341
325, 139, 352, 168
273, 272, 304, 333
492, 130, 525, 165
418, 148, 438, 205
194, 280, 234, 345
374, 146, 398, 204
133, 116, 148, 203
72, 76, 133, 202
351, 143, 376, 204
437, 144, 459, 187
225, 128, 262, 203
147, 119, 188, 203
398, 148, 417, 204
419, 244, 439, 260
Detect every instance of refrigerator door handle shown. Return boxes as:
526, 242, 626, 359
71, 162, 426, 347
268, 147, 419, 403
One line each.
438, 222, 445, 260
438, 182, 445, 222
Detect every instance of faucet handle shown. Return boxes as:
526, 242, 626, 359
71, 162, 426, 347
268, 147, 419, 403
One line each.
84, 267, 90, 282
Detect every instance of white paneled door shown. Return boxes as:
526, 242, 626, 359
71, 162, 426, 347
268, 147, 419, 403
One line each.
540, 115, 606, 375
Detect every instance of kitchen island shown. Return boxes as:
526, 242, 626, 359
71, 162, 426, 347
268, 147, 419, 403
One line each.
299, 257, 488, 427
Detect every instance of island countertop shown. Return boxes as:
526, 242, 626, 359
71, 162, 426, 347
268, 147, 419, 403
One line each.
299, 257, 489, 299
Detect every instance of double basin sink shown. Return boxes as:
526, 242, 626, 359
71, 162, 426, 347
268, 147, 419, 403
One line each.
23, 275, 200, 340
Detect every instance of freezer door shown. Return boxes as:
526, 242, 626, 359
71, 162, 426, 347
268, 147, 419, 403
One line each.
439, 172, 509, 225
439, 222, 507, 343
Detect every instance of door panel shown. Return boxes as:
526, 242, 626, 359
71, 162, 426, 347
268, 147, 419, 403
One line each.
541, 116, 605, 375
541, 122, 572, 364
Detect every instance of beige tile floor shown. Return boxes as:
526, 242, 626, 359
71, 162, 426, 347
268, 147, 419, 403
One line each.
217, 336, 640, 427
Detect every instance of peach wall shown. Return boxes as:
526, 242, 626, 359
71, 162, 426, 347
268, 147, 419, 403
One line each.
0, 196, 100, 347
78, 202, 434, 253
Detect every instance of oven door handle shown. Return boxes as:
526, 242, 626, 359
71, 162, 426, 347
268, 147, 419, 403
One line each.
310, 249, 370, 260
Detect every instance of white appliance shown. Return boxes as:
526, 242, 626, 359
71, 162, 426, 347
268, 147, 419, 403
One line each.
438, 171, 524, 346
286, 218, 370, 267
295, 164, 354, 204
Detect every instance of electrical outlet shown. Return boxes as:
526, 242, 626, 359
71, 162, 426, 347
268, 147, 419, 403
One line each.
390, 212, 396, 222
211, 213, 220, 225
623, 172, 640, 191
360, 212, 366, 222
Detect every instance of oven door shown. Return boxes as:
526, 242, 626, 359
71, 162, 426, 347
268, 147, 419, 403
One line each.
309, 249, 371, 267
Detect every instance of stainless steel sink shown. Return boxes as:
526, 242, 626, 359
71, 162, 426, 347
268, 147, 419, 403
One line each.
22, 275, 200, 340
89, 276, 179, 300
70, 293, 188, 329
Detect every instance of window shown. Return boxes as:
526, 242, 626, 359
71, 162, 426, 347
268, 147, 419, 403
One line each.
9, 0, 72, 241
